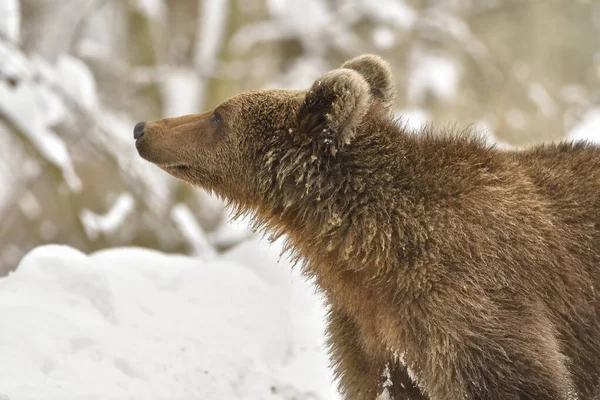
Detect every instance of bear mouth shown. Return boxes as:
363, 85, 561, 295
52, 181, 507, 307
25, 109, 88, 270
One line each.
136, 144, 190, 172
162, 163, 190, 172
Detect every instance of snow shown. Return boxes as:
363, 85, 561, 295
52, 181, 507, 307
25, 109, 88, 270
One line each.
55, 54, 99, 112
132, 0, 166, 20
39, 220, 58, 242
195, 0, 229, 76
0, 81, 82, 192
171, 203, 216, 258
0, 0, 20, 42
376, 389, 392, 400
0, 42, 95, 193
372, 27, 396, 50
528, 82, 557, 117
505, 108, 528, 131
0, 240, 339, 400
358, 0, 417, 31
567, 108, 600, 144
18, 191, 41, 220
191, 0, 230, 111
466, 119, 513, 150
161, 68, 201, 118
267, 0, 330, 31
377, 363, 393, 400
35, 85, 68, 127
408, 50, 460, 104
272, 57, 329, 90
209, 213, 254, 249
0, 122, 40, 213
80, 193, 136, 241
0, 40, 33, 80
396, 108, 431, 132
233, 0, 361, 56
397, 352, 419, 388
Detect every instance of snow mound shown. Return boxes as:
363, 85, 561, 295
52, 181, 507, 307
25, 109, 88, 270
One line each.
0, 241, 338, 400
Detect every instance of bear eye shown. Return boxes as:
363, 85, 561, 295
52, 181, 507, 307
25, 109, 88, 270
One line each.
211, 111, 222, 126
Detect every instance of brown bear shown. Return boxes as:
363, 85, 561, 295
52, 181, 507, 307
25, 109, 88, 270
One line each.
134, 55, 600, 399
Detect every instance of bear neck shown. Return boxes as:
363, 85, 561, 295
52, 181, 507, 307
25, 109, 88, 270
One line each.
248, 111, 418, 279
242, 111, 503, 290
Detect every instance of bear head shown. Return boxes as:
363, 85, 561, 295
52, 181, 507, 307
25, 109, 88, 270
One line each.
135, 54, 396, 214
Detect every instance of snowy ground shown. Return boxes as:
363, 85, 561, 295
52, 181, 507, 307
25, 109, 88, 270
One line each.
0, 238, 339, 400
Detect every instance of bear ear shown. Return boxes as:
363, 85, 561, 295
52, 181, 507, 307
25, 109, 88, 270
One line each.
297, 69, 371, 155
341, 54, 395, 107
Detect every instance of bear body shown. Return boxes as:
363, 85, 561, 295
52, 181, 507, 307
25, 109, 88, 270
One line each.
135, 55, 600, 399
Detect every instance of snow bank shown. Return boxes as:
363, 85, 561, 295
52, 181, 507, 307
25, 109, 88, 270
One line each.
0, 240, 338, 400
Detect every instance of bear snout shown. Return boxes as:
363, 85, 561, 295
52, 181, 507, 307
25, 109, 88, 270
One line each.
133, 121, 146, 140
134, 116, 201, 168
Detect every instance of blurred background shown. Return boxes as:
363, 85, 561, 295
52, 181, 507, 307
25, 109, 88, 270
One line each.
1, 0, 599, 275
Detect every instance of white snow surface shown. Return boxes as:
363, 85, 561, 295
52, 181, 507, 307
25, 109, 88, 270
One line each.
0, 240, 339, 400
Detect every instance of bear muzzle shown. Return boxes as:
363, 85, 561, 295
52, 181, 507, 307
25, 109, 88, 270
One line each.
134, 112, 213, 169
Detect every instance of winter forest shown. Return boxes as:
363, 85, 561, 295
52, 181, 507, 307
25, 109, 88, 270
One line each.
1, 0, 600, 399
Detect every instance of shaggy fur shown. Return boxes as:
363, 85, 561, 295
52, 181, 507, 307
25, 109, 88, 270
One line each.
135, 54, 600, 399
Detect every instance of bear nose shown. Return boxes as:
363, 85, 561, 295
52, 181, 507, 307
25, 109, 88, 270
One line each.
133, 121, 146, 140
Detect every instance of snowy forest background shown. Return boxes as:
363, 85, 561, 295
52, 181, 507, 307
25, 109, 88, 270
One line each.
1, 0, 600, 275
1, 0, 600, 399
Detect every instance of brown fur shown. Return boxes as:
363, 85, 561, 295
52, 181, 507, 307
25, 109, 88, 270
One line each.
135, 54, 600, 399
